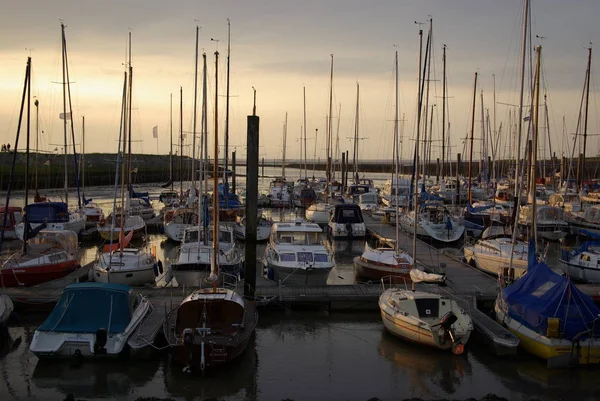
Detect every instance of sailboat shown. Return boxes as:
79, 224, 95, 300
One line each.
0, 57, 81, 287
16, 23, 86, 240
163, 47, 258, 372
378, 24, 473, 354
92, 34, 158, 287
171, 49, 243, 276
355, 51, 413, 282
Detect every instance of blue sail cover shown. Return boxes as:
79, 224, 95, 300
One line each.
38, 283, 132, 334
26, 202, 69, 223
501, 262, 600, 341
466, 200, 494, 214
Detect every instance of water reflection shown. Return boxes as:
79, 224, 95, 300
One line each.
378, 330, 472, 397
163, 335, 258, 401
32, 358, 160, 399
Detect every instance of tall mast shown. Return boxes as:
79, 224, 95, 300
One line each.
303, 86, 307, 178
179, 86, 183, 197
119, 71, 128, 253
34, 98, 39, 192
513, 0, 529, 198
282, 112, 288, 178
82, 115, 85, 197
64, 25, 81, 210
24, 57, 31, 252
480, 90, 486, 182
530, 45, 542, 243
326, 54, 333, 195
394, 50, 400, 253
224, 19, 231, 187
441, 44, 446, 178
169, 93, 173, 191
581, 45, 592, 189
467, 73, 478, 203
61, 23, 68, 207
127, 32, 133, 201
353, 83, 359, 182
202, 53, 209, 196
212, 50, 220, 277
335, 102, 341, 179
192, 25, 199, 189
198, 51, 207, 247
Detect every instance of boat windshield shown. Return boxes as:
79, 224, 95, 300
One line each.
276, 231, 322, 245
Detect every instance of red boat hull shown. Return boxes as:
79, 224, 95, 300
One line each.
0, 259, 80, 287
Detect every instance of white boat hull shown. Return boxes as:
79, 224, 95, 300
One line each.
16, 215, 86, 240
463, 246, 527, 278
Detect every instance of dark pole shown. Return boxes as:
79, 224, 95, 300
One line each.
456, 153, 461, 205
245, 98, 259, 298
467, 73, 477, 203
341, 152, 346, 192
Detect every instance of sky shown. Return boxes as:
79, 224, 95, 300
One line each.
1, 0, 600, 164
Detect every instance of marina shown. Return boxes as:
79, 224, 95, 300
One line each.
3, 0, 600, 399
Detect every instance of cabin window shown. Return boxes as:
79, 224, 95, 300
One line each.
279, 253, 296, 262
293, 232, 307, 244
414, 298, 440, 318
313, 253, 328, 262
297, 252, 314, 263
306, 232, 321, 245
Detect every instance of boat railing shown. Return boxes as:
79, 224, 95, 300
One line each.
380, 275, 409, 292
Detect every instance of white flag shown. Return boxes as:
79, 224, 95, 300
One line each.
152, 125, 158, 138
59, 112, 72, 120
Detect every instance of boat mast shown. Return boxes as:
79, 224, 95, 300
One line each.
580, 45, 592, 190
326, 54, 333, 197
394, 50, 400, 254
530, 45, 542, 243
467, 73, 477, 203
441, 44, 446, 179
179, 86, 183, 197
110, 72, 127, 260
334, 102, 341, 180
82, 115, 85, 199
192, 25, 199, 190
170, 93, 173, 191
282, 112, 288, 179
61, 23, 68, 207
353, 83, 359, 183
202, 52, 209, 200
480, 90, 486, 183
212, 50, 220, 277
199, 52, 207, 247
224, 19, 231, 187
34, 98, 39, 194
127, 32, 133, 208
303, 87, 307, 179
119, 70, 128, 254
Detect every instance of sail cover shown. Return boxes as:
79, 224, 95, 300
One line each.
501, 262, 600, 341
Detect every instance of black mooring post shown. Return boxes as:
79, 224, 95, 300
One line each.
245, 114, 259, 298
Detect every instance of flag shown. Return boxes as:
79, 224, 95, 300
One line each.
153, 125, 158, 138
59, 112, 72, 120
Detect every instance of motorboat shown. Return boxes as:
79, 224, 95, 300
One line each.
15, 202, 86, 240
82, 201, 104, 224
353, 242, 413, 282
163, 281, 257, 372
379, 282, 473, 354
495, 261, 600, 367
0, 206, 22, 240
327, 203, 366, 238
263, 218, 334, 285
267, 178, 292, 208
548, 192, 581, 213
380, 177, 411, 208
126, 198, 156, 221
566, 206, 600, 237
0, 230, 81, 287
30, 282, 153, 358
233, 213, 273, 242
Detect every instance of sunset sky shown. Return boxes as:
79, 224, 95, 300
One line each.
1, 0, 599, 164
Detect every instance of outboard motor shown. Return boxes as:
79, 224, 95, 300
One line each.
438, 312, 464, 355
345, 222, 353, 238
94, 328, 107, 355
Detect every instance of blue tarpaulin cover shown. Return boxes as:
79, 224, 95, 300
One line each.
501, 262, 600, 341
38, 283, 132, 334
26, 202, 69, 223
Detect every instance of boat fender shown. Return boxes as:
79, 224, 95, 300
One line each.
238, 266, 245, 280
153, 263, 159, 277
94, 328, 107, 355
267, 267, 274, 281
157, 260, 164, 275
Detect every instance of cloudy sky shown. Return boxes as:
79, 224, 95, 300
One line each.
1, 0, 599, 164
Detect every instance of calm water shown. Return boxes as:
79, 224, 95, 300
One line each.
0, 167, 594, 401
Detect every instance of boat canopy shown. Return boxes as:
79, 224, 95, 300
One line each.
332, 204, 364, 224
38, 283, 132, 334
25, 202, 69, 223
501, 262, 600, 341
